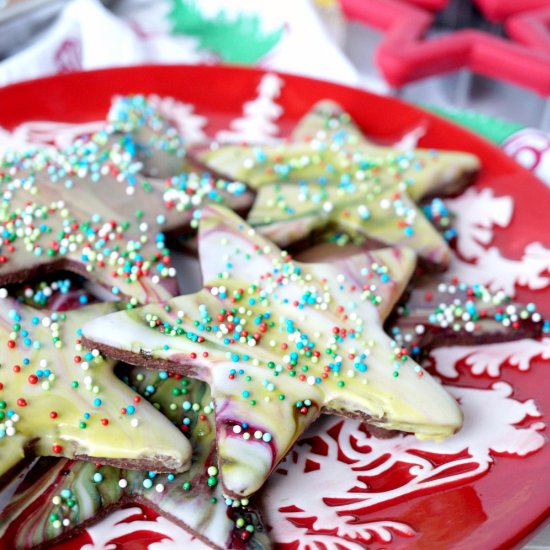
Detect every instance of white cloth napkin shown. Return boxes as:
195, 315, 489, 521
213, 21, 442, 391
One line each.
0, 0, 359, 86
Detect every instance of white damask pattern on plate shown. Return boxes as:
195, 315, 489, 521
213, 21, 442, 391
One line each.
263, 381, 544, 548
82, 508, 205, 550
430, 338, 550, 378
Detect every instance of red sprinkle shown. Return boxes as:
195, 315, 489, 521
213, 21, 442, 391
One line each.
101, 418, 109, 426
50, 411, 58, 419
17, 398, 27, 407
52, 444, 63, 454
28, 374, 38, 385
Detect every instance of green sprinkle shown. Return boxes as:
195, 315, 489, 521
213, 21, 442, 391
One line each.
207, 476, 217, 487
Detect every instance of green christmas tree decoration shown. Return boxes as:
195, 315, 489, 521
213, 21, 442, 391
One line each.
168, 0, 283, 64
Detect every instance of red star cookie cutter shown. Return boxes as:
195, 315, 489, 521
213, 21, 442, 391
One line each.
475, 0, 550, 22
506, 5, 550, 51
341, 0, 550, 95
404, 0, 448, 8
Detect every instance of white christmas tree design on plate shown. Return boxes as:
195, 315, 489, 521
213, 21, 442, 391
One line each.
147, 94, 208, 143
215, 73, 283, 143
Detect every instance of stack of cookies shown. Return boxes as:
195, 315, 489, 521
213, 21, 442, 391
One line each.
0, 95, 543, 549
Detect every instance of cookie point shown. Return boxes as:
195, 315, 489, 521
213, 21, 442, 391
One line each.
219, 436, 274, 498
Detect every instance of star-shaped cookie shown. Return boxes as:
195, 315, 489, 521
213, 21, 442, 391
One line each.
389, 276, 545, 355
0, 115, 252, 303
297, 243, 545, 357
196, 101, 480, 267
106, 94, 194, 179
0, 299, 191, 485
82, 205, 462, 499
0, 367, 270, 549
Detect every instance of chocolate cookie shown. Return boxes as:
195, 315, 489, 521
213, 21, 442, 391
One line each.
195, 100, 480, 268
0, 298, 192, 486
0, 366, 270, 549
82, 205, 462, 499
0, 97, 253, 303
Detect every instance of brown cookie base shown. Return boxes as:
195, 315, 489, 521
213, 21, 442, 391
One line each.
0, 259, 180, 303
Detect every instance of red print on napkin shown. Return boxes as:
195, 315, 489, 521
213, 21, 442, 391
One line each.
54, 37, 83, 73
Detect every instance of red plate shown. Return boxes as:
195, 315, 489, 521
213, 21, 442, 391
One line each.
0, 65, 549, 549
